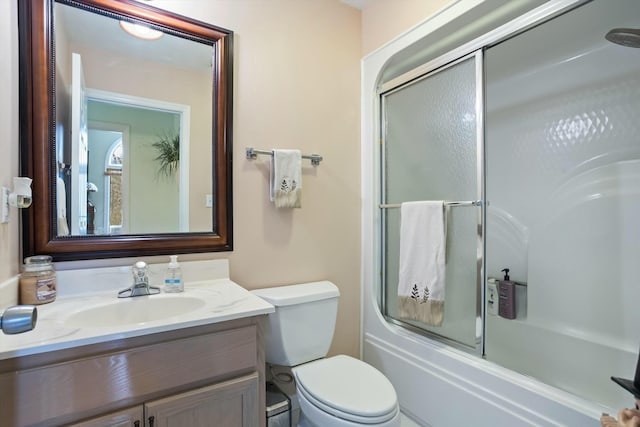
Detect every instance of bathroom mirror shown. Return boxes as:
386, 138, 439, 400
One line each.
18, 0, 233, 261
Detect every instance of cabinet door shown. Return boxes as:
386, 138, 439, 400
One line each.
69, 406, 144, 427
145, 373, 259, 427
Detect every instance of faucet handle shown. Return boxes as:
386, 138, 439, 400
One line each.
132, 261, 149, 284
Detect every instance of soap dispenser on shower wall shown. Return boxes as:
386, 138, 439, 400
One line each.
498, 268, 516, 319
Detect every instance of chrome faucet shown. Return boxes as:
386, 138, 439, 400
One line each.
118, 261, 160, 298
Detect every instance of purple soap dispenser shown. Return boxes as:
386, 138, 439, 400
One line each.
498, 268, 516, 320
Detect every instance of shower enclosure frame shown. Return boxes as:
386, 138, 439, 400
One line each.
373, 0, 592, 357
378, 50, 486, 356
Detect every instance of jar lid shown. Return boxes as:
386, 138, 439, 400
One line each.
23, 255, 53, 271
24, 255, 52, 264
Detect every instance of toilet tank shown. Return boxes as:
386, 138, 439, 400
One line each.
251, 281, 339, 366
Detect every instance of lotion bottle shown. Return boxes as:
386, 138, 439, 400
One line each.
164, 255, 184, 293
498, 268, 516, 319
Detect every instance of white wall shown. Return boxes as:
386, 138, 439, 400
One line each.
0, 0, 20, 280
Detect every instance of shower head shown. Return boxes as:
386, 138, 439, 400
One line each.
605, 28, 640, 48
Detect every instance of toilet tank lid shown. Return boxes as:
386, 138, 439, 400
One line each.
251, 281, 339, 306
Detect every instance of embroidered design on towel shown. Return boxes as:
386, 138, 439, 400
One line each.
275, 176, 301, 208
421, 286, 430, 303
410, 284, 431, 304
410, 284, 420, 300
280, 178, 297, 193
399, 288, 443, 325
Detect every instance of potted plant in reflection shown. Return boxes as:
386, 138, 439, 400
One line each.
152, 132, 180, 179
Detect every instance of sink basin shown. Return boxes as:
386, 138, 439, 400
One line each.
64, 295, 207, 328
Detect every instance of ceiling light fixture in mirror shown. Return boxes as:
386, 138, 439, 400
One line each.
119, 21, 164, 40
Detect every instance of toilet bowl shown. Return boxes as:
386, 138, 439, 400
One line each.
294, 355, 400, 427
252, 281, 400, 427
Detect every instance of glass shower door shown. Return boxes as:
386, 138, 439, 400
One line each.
381, 52, 483, 350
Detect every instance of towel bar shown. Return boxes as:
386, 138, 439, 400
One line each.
379, 200, 483, 208
246, 147, 323, 166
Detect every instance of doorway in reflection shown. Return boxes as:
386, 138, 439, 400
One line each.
85, 99, 184, 235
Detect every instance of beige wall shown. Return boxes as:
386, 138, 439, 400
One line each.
0, 0, 20, 280
361, 0, 452, 56
175, 0, 362, 358
1, 0, 363, 358
152, 0, 449, 357
0, 0, 446, 358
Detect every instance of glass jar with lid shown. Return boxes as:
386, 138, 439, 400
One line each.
19, 255, 57, 305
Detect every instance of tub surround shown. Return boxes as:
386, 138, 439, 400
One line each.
361, 0, 610, 425
0, 259, 274, 359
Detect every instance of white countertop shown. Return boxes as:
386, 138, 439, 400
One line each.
0, 260, 274, 360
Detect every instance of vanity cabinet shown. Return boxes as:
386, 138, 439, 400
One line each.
0, 317, 265, 427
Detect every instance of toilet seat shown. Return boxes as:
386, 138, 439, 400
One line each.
293, 355, 399, 424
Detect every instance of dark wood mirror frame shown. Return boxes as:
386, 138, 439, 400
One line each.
18, 0, 233, 261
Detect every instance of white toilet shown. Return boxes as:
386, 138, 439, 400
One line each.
252, 281, 401, 427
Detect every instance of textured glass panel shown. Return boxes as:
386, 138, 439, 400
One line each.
383, 56, 478, 348
485, 0, 640, 410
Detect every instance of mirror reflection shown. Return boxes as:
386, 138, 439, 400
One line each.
54, 2, 214, 236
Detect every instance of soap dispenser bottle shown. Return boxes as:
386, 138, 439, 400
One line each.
164, 255, 184, 293
498, 268, 516, 319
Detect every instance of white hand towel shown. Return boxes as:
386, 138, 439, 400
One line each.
270, 149, 302, 208
56, 176, 70, 236
398, 201, 446, 326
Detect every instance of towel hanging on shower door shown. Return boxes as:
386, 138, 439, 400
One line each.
397, 201, 446, 326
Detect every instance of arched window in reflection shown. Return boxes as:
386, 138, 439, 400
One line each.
105, 138, 123, 234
